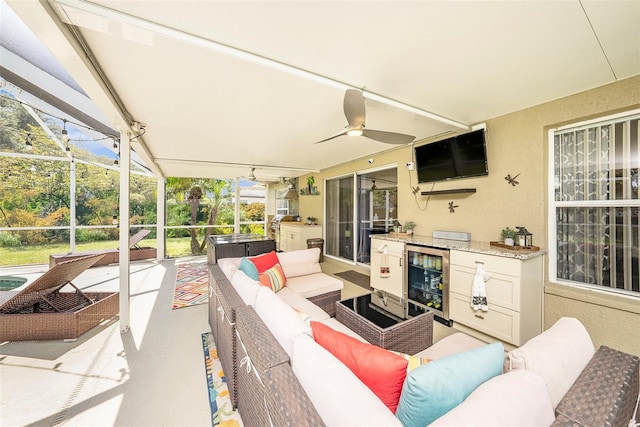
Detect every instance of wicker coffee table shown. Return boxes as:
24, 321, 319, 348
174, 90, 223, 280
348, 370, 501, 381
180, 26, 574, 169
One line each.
335, 294, 434, 355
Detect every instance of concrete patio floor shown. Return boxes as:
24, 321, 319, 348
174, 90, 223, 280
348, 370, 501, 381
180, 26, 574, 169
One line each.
0, 256, 454, 426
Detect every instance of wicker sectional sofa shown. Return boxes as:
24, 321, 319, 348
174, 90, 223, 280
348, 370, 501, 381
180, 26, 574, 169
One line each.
208, 249, 640, 426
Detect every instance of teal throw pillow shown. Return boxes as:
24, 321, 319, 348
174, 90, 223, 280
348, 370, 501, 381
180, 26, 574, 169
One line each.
395, 341, 504, 427
239, 257, 259, 280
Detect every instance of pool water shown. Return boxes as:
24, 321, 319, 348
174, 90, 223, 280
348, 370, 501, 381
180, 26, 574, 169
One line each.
0, 276, 28, 291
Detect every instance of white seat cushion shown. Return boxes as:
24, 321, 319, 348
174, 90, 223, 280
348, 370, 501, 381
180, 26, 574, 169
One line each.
276, 287, 330, 322
317, 318, 368, 343
286, 273, 343, 298
414, 332, 487, 360
429, 370, 555, 426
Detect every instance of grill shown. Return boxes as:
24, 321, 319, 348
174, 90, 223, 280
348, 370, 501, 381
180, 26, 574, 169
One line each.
270, 215, 294, 250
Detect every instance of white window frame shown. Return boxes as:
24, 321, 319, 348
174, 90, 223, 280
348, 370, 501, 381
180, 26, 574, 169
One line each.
547, 109, 640, 295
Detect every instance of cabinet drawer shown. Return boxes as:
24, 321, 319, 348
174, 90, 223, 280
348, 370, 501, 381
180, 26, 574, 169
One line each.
450, 264, 521, 311
450, 293, 520, 345
450, 250, 521, 277
371, 239, 404, 256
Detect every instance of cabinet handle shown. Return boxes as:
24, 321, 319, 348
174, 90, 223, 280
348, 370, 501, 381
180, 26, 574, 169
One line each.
474, 314, 485, 320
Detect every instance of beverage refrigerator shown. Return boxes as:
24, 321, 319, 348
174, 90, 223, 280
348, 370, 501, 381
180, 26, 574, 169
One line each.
405, 245, 450, 322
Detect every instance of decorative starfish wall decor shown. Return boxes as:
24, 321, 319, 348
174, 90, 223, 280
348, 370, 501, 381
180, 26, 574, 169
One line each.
448, 201, 459, 213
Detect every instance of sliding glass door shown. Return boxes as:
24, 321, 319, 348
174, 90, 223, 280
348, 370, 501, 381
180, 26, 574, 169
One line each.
325, 166, 397, 265
325, 175, 355, 260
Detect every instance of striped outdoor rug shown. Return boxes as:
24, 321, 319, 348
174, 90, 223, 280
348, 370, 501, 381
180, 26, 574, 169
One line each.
172, 261, 209, 309
202, 332, 243, 426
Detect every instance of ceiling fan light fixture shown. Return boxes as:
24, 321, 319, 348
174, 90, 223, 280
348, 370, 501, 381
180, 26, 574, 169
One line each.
347, 128, 363, 137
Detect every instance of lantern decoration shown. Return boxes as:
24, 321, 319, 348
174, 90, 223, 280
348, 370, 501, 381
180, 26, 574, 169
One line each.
515, 226, 533, 248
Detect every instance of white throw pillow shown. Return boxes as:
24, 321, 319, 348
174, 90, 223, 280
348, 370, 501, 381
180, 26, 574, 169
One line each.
254, 287, 310, 357
504, 317, 594, 409
430, 370, 555, 426
291, 334, 402, 427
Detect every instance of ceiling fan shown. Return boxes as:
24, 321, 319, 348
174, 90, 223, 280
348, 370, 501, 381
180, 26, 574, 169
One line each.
243, 168, 279, 184
314, 89, 416, 145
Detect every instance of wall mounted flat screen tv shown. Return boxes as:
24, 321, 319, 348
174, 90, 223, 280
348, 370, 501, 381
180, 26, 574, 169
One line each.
415, 129, 488, 183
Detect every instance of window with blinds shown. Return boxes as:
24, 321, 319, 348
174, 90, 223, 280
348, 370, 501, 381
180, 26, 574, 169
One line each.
550, 111, 639, 294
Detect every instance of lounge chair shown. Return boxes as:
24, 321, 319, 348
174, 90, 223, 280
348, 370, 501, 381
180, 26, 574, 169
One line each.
0, 253, 119, 341
48, 229, 156, 268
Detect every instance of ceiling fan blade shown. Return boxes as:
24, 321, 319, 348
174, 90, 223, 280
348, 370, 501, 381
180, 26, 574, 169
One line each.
362, 129, 415, 145
344, 89, 365, 128
313, 129, 348, 144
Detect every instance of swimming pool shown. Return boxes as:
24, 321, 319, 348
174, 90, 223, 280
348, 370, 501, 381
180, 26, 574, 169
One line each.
0, 276, 28, 291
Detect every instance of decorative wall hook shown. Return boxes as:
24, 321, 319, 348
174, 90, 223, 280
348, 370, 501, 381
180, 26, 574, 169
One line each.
448, 201, 459, 213
505, 173, 521, 186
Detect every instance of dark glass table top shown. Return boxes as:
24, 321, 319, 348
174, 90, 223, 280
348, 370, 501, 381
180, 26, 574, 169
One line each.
339, 293, 403, 329
208, 234, 273, 245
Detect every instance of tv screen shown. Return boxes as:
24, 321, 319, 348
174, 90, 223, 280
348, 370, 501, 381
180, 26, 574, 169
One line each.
415, 129, 488, 183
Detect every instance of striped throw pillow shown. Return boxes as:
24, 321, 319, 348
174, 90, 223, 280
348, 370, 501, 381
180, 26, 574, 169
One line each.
258, 262, 287, 293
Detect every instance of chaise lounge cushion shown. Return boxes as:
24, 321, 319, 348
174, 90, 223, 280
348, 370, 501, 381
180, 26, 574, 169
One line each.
429, 370, 555, 426
396, 341, 504, 427
503, 317, 595, 409
311, 321, 409, 413
292, 334, 403, 427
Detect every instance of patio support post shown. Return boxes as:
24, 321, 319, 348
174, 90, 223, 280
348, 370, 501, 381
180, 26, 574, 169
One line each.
118, 131, 131, 333
156, 178, 165, 261
70, 158, 76, 252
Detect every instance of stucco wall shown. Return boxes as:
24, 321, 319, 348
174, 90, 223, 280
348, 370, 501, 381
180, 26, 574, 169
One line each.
296, 75, 640, 357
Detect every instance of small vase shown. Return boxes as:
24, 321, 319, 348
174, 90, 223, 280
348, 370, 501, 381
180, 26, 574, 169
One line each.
406, 229, 413, 235
504, 238, 514, 246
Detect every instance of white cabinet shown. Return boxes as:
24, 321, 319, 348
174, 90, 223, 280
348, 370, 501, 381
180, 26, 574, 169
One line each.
279, 223, 321, 252
449, 250, 543, 346
370, 238, 405, 299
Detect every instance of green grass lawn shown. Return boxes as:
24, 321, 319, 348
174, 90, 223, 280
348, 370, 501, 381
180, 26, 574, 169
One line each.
0, 237, 202, 266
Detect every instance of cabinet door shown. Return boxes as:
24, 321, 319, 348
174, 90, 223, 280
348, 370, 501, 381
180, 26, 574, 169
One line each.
450, 264, 521, 311
450, 293, 520, 345
370, 239, 405, 298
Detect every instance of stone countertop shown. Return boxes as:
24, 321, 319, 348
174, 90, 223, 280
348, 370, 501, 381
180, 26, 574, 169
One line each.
279, 222, 321, 227
372, 234, 547, 260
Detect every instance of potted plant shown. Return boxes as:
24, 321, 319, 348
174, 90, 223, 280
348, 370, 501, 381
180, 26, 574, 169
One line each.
306, 176, 315, 194
404, 221, 416, 235
501, 227, 517, 246
306, 216, 316, 225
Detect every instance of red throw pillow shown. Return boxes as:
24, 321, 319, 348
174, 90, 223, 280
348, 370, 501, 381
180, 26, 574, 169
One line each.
250, 251, 279, 273
310, 321, 408, 413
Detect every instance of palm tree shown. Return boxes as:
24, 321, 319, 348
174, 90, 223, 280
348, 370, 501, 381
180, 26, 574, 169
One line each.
166, 177, 231, 254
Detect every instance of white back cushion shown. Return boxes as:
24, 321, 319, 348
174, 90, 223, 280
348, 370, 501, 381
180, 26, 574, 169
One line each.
504, 317, 594, 409
292, 334, 402, 427
277, 248, 322, 278
254, 287, 310, 357
230, 269, 261, 306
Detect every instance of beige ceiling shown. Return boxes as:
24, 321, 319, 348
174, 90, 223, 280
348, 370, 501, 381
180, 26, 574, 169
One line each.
7, 0, 640, 181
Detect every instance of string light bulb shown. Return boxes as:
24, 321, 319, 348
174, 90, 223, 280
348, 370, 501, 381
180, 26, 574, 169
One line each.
25, 133, 33, 150
61, 119, 70, 143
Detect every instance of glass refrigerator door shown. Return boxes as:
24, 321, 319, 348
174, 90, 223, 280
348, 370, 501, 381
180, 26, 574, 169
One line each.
406, 248, 445, 317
